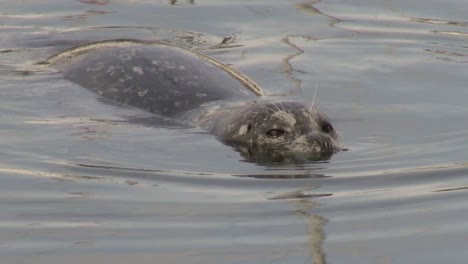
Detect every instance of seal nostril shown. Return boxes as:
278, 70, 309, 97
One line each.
247, 124, 252, 133
321, 123, 333, 133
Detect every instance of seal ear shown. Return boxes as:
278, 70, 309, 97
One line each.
238, 123, 252, 136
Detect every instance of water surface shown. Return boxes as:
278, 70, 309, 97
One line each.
1, 0, 468, 263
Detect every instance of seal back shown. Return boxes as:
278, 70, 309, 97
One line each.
47, 39, 262, 117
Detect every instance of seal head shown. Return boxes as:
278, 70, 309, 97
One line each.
197, 100, 342, 162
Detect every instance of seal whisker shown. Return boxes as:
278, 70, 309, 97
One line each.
309, 82, 319, 113
279, 101, 287, 113
265, 107, 278, 114
272, 102, 282, 113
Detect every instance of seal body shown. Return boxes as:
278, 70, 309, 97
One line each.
47, 39, 262, 118
46, 39, 342, 163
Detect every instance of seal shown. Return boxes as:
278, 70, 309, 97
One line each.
44, 39, 343, 163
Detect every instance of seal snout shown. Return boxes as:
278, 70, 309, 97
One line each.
290, 132, 340, 155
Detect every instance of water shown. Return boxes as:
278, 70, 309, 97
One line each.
1, 0, 467, 263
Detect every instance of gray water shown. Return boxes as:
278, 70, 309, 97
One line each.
1, 0, 468, 263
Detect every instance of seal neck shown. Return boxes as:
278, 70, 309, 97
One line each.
190, 100, 254, 133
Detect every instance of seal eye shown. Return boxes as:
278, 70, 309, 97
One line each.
322, 123, 333, 133
266, 129, 286, 138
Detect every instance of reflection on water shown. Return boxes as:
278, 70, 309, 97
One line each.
170, 0, 195, 5
61, 10, 113, 23
411, 17, 468, 27
294, 199, 328, 264
78, 0, 110, 5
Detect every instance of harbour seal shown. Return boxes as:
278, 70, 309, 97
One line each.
43, 39, 343, 163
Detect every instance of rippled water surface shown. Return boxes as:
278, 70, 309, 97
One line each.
1, 0, 467, 263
